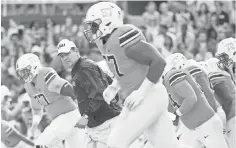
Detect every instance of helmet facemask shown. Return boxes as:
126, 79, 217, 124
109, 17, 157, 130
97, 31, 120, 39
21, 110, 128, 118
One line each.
84, 19, 103, 43
216, 53, 234, 70
16, 65, 35, 84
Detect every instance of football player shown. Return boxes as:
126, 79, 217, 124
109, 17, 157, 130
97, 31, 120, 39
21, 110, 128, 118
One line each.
15, 53, 84, 148
203, 57, 235, 148
162, 54, 229, 148
216, 37, 236, 83
167, 54, 226, 127
84, 2, 181, 148
1, 120, 35, 148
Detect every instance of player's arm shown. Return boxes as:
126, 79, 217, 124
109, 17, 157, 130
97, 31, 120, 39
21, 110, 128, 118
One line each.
168, 72, 198, 116
124, 39, 166, 96
1, 120, 35, 146
45, 69, 76, 100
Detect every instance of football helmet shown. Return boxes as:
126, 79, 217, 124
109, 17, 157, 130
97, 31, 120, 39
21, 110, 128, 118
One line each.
216, 37, 236, 70
204, 58, 222, 73
16, 53, 42, 84
198, 61, 211, 75
84, 2, 123, 43
163, 53, 187, 75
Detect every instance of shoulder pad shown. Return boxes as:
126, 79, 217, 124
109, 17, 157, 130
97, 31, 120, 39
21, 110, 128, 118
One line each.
208, 72, 225, 84
118, 24, 143, 48
165, 69, 187, 86
43, 67, 57, 85
186, 65, 204, 77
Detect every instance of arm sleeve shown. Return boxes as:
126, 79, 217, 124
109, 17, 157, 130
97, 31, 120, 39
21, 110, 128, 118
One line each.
172, 80, 198, 115
125, 40, 166, 83
46, 69, 76, 99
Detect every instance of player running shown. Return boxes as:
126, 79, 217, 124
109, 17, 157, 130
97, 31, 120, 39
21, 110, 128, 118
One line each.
15, 53, 84, 148
84, 2, 182, 148
202, 57, 235, 148
162, 54, 229, 148
215, 37, 236, 148
168, 54, 226, 126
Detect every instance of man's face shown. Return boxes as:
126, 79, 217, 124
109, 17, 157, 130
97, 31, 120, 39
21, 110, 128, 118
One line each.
58, 49, 78, 68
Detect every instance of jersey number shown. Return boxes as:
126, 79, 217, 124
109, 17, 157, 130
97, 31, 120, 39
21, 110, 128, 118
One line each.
103, 55, 124, 77
34, 94, 50, 105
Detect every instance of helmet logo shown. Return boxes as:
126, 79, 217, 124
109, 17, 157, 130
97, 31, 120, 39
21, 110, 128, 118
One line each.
227, 43, 235, 51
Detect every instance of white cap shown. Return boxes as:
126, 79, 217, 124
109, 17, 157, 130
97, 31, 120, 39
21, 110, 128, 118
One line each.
57, 39, 76, 55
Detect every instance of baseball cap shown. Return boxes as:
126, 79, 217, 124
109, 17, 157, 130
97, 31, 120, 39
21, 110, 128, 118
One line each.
57, 39, 76, 55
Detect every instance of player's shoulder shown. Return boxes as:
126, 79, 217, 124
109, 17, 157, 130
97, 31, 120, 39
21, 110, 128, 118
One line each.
41, 67, 57, 85
164, 69, 188, 86
117, 24, 143, 48
208, 71, 230, 83
186, 65, 204, 76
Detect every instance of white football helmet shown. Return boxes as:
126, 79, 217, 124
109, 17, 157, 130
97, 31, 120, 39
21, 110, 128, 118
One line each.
163, 53, 187, 75
204, 58, 222, 74
16, 53, 42, 84
84, 2, 123, 43
216, 37, 236, 70
198, 61, 211, 75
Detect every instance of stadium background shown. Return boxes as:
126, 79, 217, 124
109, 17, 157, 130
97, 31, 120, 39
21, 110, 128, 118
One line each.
1, 0, 236, 146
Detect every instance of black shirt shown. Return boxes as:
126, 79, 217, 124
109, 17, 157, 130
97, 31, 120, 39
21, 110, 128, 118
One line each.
71, 57, 120, 128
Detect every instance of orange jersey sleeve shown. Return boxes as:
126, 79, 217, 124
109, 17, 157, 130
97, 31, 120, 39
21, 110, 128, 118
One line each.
118, 24, 144, 49
43, 67, 67, 94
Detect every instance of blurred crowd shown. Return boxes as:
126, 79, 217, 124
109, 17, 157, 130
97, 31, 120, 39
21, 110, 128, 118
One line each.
1, 0, 236, 144
141, 1, 235, 59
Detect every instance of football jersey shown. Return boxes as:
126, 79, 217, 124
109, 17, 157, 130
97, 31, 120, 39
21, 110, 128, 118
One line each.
163, 69, 215, 129
208, 71, 236, 120
97, 24, 149, 99
186, 65, 218, 112
24, 67, 77, 118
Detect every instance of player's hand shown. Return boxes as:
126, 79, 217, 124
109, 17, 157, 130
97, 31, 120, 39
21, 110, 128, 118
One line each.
103, 79, 121, 105
75, 116, 88, 129
124, 90, 144, 110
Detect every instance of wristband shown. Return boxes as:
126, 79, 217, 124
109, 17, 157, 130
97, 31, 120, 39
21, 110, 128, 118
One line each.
175, 109, 183, 116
